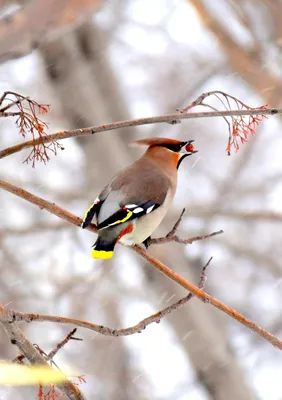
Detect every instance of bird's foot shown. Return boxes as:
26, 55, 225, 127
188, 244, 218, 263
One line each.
142, 236, 152, 249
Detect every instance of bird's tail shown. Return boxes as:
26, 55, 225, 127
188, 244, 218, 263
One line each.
91, 236, 117, 259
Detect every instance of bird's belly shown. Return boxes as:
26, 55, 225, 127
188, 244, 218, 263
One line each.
119, 205, 168, 246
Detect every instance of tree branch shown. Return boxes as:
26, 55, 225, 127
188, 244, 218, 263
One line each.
134, 245, 282, 349
0, 304, 86, 400
0, 179, 281, 349
46, 328, 83, 362
13, 328, 82, 364
149, 208, 223, 245
4, 259, 210, 337
0, 178, 88, 229
0, 107, 280, 161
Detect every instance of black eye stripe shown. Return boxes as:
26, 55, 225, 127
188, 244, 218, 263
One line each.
158, 142, 187, 152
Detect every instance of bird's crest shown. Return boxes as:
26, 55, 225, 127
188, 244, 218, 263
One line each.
130, 137, 184, 148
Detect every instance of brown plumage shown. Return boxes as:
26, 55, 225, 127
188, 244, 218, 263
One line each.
81, 137, 197, 259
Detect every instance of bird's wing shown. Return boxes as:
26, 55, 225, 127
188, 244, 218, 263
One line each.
97, 200, 160, 230
82, 161, 170, 230
81, 184, 111, 229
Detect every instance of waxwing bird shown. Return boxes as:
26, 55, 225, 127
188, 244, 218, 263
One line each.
81, 137, 198, 259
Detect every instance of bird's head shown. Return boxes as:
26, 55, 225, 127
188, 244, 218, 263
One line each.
131, 137, 198, 169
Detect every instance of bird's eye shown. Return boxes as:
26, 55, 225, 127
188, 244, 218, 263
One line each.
186, 143, 195, 152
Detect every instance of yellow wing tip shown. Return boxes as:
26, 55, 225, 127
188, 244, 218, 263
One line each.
83, 204, 94, 220
91, 250, 114, 259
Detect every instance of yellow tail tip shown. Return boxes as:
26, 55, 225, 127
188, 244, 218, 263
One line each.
91, 249, 114, 259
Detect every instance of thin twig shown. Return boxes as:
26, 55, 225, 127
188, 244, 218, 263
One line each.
167, 208, 186, 236
47, 328, 82, 361
171, 230, 224, 245
0, 179, 281, 349
0, 107, 280, 160
179, 90, 266, 113
0, 98, 27, 113
12, 329, 84, 396
178, 90, 270, 154
5, 259, 210, 337
0, 111, 22, 118
0, 91, 57, 166
150, 208, 224, 245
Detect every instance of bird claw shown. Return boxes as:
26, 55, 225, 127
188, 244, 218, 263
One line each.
142, 236, 152, 249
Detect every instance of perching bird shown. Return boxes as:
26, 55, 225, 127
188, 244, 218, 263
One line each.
81, 137, 197, 259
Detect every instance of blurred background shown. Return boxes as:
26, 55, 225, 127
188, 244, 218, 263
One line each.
0, 0, 282, 399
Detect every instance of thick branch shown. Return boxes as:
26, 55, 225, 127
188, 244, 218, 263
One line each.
133, 246, 282, 349
0, 107, 280, 160
0, 305, 86, 400
0, 179, 281, 349
0, 178, 89, 229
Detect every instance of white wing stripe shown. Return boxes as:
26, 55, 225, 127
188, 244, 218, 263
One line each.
125, 204, 138, 209
133, 207, 144, 214
146, 205, 154, 214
